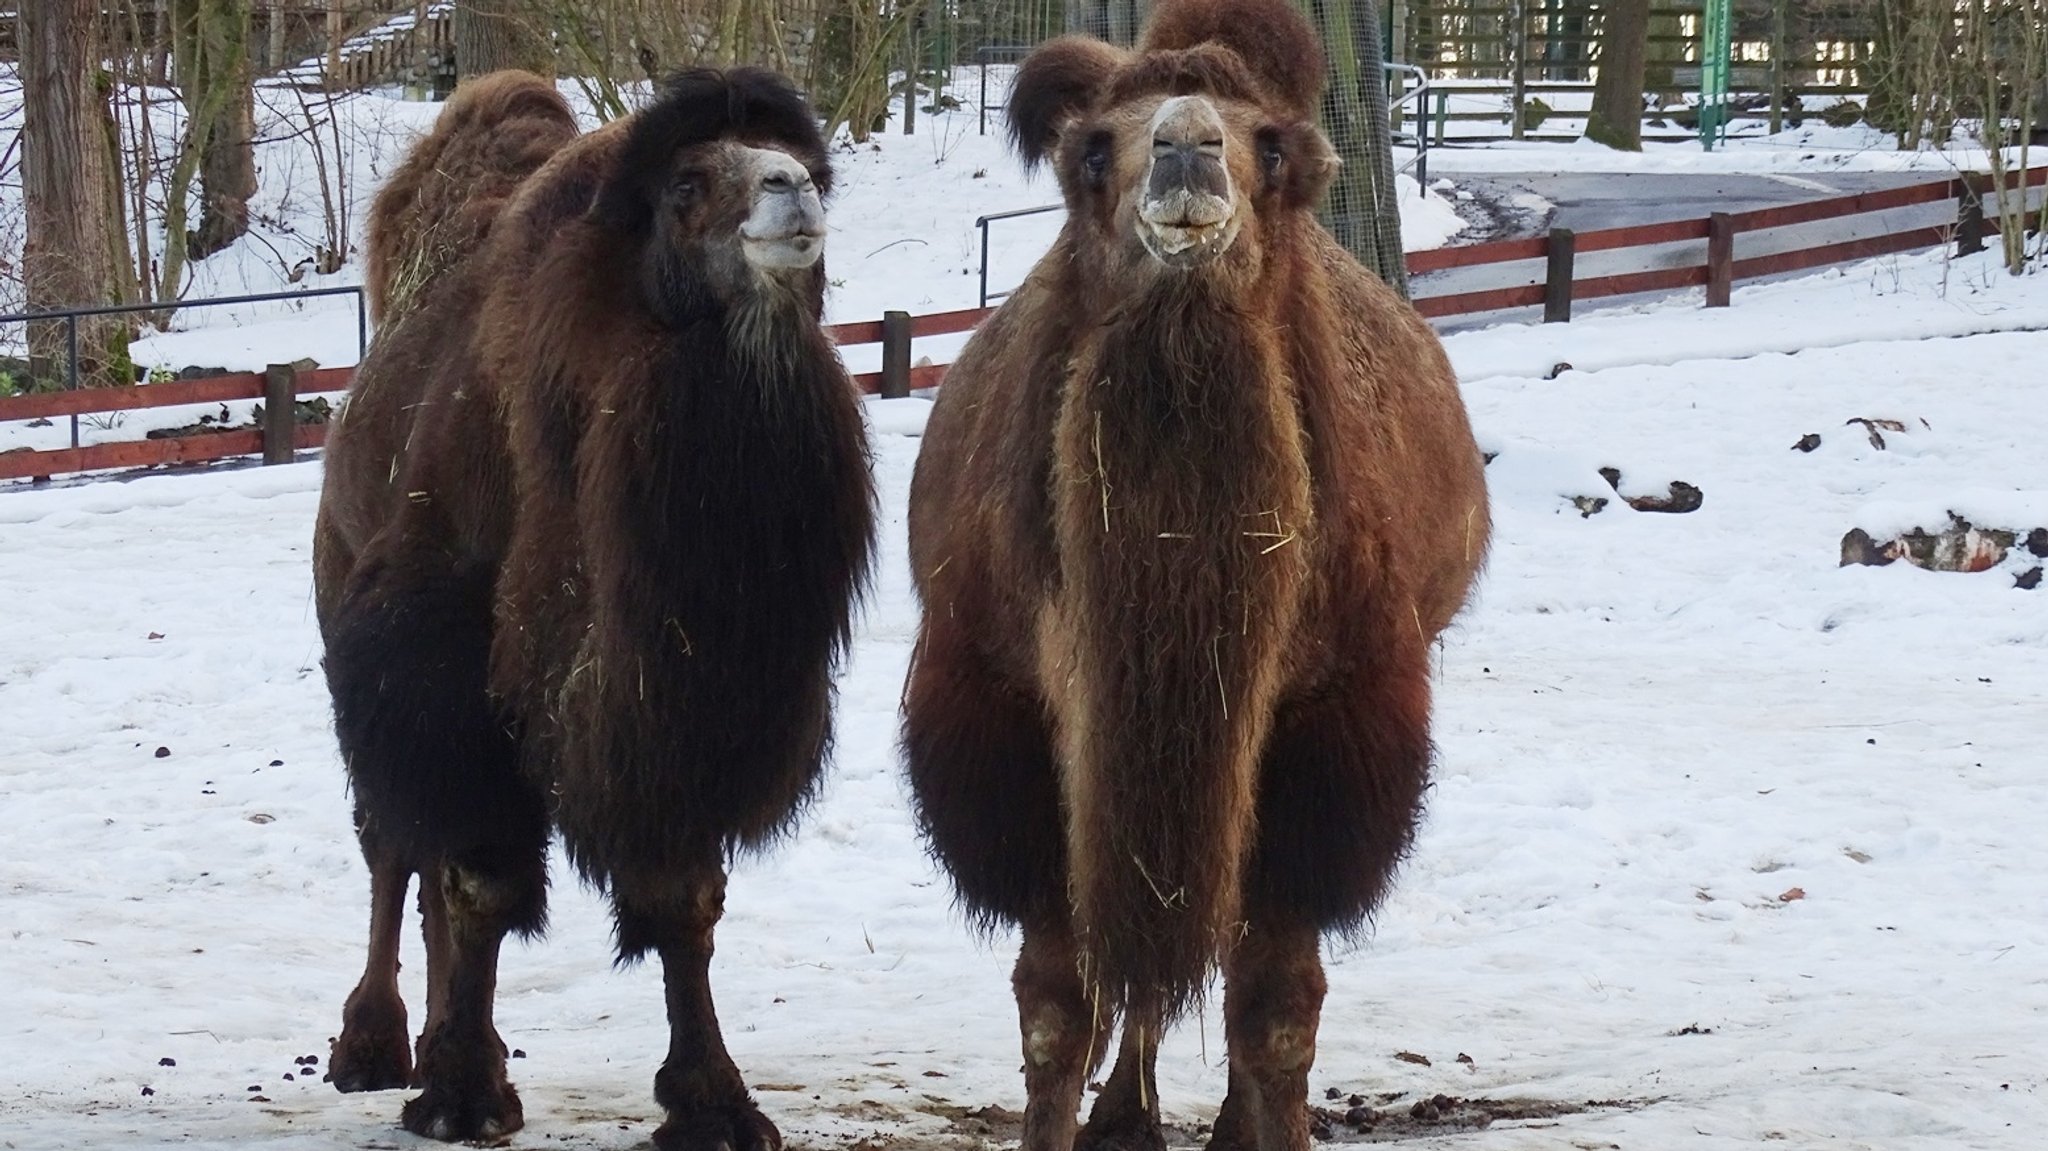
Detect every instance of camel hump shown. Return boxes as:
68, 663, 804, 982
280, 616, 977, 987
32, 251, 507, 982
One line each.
1138, 0, 1325, 119
364, 71, 579, 325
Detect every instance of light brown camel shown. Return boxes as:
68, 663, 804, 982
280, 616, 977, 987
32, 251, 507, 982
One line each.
899, 2, 1491, 1149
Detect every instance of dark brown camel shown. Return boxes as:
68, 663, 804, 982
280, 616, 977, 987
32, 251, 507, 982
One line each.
313, 68, 874, 1148
900, 2, 1491, 1149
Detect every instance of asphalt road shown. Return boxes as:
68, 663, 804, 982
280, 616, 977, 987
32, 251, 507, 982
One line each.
1415, 169, 1957, 328
1445, 170, 1939, 238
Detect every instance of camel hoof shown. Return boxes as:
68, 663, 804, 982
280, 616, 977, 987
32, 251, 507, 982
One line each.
400, 1076, 524, 1143
653, 1100, 783, 1151
1076, 1110, 1167, 1151
329, 1023, 412, 1093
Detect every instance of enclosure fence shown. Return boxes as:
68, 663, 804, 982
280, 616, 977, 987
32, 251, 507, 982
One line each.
2, 166, 2040, 485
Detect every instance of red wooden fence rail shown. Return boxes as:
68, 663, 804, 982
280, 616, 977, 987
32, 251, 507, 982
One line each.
4, 166, 2041, 485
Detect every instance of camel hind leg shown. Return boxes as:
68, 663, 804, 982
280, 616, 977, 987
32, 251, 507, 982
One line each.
322, 543, 549, 1139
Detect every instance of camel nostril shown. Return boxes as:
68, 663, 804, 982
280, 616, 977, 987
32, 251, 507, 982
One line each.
762, 171, 796, 193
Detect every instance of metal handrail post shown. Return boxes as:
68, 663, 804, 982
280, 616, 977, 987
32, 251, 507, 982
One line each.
978, 216, 991, 309
66, 314, 79, 448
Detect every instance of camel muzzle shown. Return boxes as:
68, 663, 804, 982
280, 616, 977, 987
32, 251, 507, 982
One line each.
740, 153, 827, 270
1136, 96, 1239, 264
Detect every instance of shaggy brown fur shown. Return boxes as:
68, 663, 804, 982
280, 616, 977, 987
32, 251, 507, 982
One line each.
901, 2, 1489, 1149
315, 68, 873, 1148
361, 72, 577, 325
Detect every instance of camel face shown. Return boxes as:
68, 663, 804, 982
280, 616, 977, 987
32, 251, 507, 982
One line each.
1010, 37, 1341, 284
735, 146, 827, 270
639, 139, 830, 321
1134, 95, 1242, 265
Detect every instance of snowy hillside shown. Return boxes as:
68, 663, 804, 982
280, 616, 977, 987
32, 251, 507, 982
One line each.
2, 236, 2045, 1148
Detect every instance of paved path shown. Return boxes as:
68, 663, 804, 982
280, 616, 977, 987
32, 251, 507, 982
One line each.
1417, 169, 1956, 329
1444, 170, 1939, 239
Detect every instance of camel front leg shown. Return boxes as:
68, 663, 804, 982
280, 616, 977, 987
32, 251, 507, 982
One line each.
401, 849, 541, 1142
1013, 918, 1110, 1151
613, 855, 780, 1151
330, 829, 413, 1093
1205, 920, 1326, 1151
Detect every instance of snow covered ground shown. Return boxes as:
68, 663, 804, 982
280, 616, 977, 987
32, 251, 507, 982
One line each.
3, 231, 2045, 1149
6, 52, 2048, 1151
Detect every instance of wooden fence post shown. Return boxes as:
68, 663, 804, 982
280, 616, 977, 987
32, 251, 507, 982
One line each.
1956, 173, 1988, 257
1543, 227, 1575, 323
1706, 212, 1735, 308
880, 311, 913, 400
263, 363, 297, 465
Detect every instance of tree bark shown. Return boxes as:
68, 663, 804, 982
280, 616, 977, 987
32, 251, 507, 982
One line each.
1584, 0, 1648, 150
20, 0, 134, 387
185, 0, 258, 260
455, 0, 555, 79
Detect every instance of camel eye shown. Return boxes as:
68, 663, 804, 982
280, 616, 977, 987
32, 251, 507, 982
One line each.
1081, 132, 1113, 186
1255, 129, 1286, 179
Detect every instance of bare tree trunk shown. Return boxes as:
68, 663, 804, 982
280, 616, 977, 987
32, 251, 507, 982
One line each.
97, 71, 142, 309
186, 0, 258, 259
20, 0, 134, 387
1868, 0, 1913, 134
1584, 0, 1648, 150
326, 0, 344, 79
268, 0, 287, 72
409, 0, 432, 98
455, 0, 554, 79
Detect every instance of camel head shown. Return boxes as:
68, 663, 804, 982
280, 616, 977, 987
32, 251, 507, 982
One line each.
1008, 0, 1338, 282
594, 68, 834, 324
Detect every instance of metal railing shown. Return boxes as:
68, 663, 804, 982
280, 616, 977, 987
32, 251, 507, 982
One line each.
1385, 62, 1432, 187
975, 44, 1035, 136
975, 202, 1065, 308
0, 286, 368, 450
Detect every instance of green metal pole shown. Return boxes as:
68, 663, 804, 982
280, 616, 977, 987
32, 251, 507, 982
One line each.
1699, 0, 1731, 150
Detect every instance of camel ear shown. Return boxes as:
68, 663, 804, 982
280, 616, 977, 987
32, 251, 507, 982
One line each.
1008, 37, 1123, 171
1140, 0, 1324, 120
595, 67, 833, 232
1265, 120, 1340, 209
